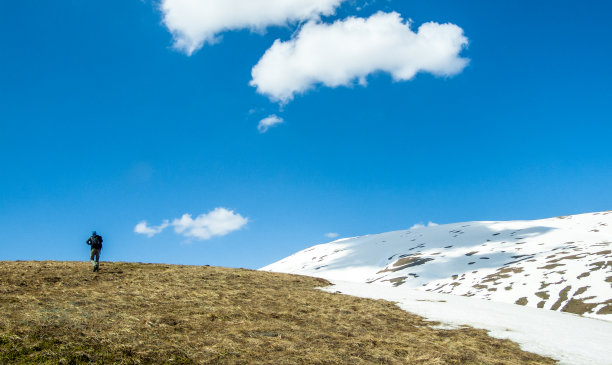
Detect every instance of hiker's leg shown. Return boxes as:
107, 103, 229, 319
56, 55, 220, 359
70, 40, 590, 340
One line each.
93, 249, 100, 271
90, 249, 96, 267
94, 250, 100, 263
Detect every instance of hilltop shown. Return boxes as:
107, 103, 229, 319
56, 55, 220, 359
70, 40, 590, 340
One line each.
263, 211, 612, 321
0, 261, 554, 364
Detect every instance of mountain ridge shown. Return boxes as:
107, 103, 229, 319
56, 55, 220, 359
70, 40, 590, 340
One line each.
263, 210, 612, 321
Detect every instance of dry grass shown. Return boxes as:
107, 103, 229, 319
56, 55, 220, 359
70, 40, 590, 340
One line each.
0, 261, 556, 364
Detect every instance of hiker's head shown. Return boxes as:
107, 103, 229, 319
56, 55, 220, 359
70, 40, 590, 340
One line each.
92, 231, 96, 236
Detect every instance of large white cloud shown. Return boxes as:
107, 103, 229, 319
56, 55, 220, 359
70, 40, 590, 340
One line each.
161, 0, 345, 55
134, 208, 248, 240
250, 12, 469, 102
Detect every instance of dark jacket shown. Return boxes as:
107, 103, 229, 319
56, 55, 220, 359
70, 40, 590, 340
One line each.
87, 234, 103, 250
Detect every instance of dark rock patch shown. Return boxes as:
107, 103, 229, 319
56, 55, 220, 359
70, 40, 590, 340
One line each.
515, 297, 528, 306
550, 286, 572, 311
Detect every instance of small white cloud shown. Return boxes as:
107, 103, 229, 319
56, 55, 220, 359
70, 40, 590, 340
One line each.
134, 220, 170, 237
325, 232, 339, 238
161, 0, 345, 55
251, 11, 469, 102
409, 221, 438, 230
172, 208, 248, 240
257, 114, 284, 133
134, 208, 248, 240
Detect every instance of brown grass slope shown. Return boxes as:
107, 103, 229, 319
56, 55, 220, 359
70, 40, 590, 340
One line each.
0, 261, 556, 364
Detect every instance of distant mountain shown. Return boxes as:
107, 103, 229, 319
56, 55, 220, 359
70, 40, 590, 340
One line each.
263, 211, 612, 321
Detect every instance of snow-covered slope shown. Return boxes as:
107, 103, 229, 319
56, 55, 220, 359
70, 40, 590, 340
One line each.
321, 281, 612, 365
263, 211, 612, 321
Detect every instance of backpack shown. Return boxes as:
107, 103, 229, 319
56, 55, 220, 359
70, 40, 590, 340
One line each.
90, 234, 103, 249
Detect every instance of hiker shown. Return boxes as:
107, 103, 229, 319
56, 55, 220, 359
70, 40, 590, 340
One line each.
86, 231, 103, 272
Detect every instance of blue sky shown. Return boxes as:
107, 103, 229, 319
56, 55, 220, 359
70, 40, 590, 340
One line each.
1, 0, 611, 269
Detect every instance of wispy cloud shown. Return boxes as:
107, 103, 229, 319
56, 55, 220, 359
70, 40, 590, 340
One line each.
410, 221, 438, 230
325, 232, 339, 238
257, 114, 284, 133
134, 208, 248, 240
161, 0, 345, 55
251, 12, 469, 102
134, 220, 170, 237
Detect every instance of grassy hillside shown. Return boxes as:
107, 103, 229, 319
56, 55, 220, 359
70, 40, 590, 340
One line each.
0, 261, 555, 364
